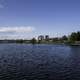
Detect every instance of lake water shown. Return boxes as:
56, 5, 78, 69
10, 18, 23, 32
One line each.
0, 44, 80, 80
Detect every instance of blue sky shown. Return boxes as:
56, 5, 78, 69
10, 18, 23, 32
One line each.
0, 0, 80, 39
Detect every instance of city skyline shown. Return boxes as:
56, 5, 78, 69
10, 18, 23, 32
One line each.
0, 0, 80, 39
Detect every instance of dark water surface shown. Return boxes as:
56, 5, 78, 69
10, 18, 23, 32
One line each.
0, 44, 80, 80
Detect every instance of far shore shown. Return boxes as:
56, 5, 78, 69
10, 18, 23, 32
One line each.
0, 40, 80, 47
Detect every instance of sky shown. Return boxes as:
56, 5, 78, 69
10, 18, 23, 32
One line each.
0, 0, 80, 39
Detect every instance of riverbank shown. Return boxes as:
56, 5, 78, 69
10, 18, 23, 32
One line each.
0, 40, 80, 46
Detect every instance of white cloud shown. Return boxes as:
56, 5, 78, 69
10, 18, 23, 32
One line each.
0, 26, 36, 39
0, 26, 35, 33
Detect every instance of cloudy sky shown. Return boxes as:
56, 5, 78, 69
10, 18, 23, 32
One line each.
0, 0, 80, 39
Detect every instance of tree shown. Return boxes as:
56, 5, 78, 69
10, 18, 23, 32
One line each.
76, 31, 80, 41
30, 38, 37, 44
69, 32, 77, 42
62, 35, 68, 41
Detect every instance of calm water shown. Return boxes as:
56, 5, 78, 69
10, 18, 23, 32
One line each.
0, 44, 80, 80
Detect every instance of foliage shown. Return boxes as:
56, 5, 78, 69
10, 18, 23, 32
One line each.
62, 35, 68, 41
30, 38, 37, 44
69, 31, 80, 42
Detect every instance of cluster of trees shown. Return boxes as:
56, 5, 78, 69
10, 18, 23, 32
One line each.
69, 31, 80, 42
30, 38, 37, 44
52, 35, 68, 43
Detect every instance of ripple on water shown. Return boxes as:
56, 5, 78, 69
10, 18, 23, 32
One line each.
0, 44, 80, 80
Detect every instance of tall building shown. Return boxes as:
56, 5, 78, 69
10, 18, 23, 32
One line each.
45, 35, 49, 41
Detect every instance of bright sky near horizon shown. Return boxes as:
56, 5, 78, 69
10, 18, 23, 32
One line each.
0, 0, 80, 39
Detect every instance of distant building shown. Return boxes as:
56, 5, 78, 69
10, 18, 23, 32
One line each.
45, 35, 49, 41
38, 35, 44, 41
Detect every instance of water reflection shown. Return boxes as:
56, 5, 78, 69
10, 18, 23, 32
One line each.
66, 46, 80, 79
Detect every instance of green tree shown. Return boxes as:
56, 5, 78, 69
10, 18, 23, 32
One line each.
62, 35, 68, 41
69, 32, 77, 42
76, 31, 80, 41
30, 38, 37, 44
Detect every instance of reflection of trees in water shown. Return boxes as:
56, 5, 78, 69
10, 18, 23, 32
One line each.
67, 46, 80, 79
69, 46, 80, 66
69, 46, 80, 65
70, 46, 80, 55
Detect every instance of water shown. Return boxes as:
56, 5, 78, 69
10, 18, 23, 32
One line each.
0, 44, 80, 80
